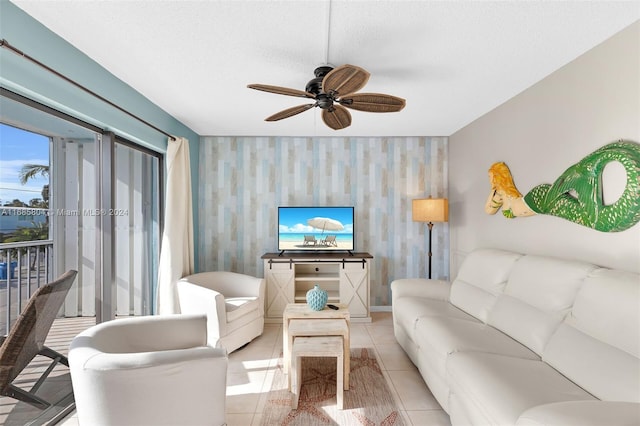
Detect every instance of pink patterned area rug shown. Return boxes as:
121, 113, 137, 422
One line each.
261, 348, 405, 425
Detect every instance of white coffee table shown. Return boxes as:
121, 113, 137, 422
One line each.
291, 335, 344, 409
282, 303, 350, 390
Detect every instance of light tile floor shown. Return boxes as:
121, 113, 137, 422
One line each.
61, 312, 451, 426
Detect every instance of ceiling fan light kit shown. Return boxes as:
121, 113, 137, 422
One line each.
247, 64, 406, 130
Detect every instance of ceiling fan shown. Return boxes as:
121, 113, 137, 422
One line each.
247, 64, 406, 130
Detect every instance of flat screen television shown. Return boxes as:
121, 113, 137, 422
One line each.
278, 206, 354, 253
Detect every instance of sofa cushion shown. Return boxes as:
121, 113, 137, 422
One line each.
564, 268, 640, 358
543, 268, 640, 402
415, 315, 539, 377
487, 255, 596, 354
393, 296, 478, 344
515, 401, 640, 426
414, 314, 540, 413
447, 352, 595, 426
450, 249, 523, 323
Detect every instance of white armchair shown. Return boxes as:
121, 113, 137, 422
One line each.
178, 271, 265, 353
69, 314, 227, 426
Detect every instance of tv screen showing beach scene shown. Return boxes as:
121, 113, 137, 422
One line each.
278, 206, 354, 251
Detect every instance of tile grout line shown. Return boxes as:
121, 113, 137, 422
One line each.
364, 320, 413, 425
255, 324, 282, 421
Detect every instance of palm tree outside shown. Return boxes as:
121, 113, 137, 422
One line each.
19, 163, 49, 206
19, 163, 49, 186
0, 125, 50, 252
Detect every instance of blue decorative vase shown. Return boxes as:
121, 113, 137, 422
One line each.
306, 284, 328, 311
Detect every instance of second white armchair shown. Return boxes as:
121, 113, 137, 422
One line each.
69, 314, 227, 426
178, 271, 265, 353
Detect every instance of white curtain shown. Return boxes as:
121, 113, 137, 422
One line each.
156, 136, 194, 314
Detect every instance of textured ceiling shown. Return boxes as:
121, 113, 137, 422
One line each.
10, 1, 640, 137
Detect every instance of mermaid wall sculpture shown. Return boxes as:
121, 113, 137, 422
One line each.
485, 162, 537, 219
485, 140, 640, 232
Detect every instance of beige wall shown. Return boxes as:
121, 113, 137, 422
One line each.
449, 22, 640, 276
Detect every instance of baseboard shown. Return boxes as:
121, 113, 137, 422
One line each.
370, 305, 392, 312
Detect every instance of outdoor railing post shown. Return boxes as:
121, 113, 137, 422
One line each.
0, 240, 53, 333
6, 248, 12, 334
26, 246, 32, 297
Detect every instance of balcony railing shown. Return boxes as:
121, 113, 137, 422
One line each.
0, 239, 53, 335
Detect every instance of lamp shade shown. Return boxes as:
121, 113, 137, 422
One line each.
412, 198, 449, 222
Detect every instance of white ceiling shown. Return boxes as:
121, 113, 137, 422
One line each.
11, 1, 640, 138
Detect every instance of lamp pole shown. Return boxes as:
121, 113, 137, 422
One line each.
427, 221, 434, 279
412, 197, 448, 280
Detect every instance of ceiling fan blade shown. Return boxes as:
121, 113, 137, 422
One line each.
322, 105, 352, 130
265, 104, 315, 121
248, 84, 315, 99
322, 64, 370, 96
340, 93, 406, 113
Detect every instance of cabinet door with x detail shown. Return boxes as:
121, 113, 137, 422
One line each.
264, 261, 294, 318
340, 261, 370, 318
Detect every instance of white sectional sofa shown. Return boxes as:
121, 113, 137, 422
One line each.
391, 248, 640, 425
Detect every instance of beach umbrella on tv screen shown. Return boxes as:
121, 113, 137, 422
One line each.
307, 217, 344, 233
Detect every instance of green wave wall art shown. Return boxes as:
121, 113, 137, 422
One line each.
486, 140, 640, 232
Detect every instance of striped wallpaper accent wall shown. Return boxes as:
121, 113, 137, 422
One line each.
199, 136, 448, 306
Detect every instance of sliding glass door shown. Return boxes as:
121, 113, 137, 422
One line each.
50, 133, 101, 318
113, 140, 161, 317
0, 88, 162, 425
1, 90, 162, 322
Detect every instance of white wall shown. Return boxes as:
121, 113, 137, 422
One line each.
449, 22, 639, 276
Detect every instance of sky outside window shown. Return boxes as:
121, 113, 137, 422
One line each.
0, 123, 50, 205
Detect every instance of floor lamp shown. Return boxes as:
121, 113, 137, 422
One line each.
412, 198, 449, 279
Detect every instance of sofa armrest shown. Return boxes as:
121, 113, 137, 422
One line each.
515, 401, 640, 426
177, 281, 227, 342
391, 278, 451, 304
